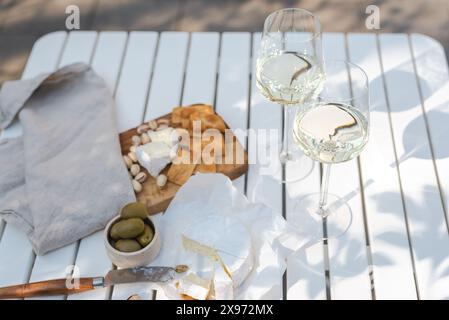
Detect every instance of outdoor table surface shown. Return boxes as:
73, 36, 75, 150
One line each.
1, 31, 449, 300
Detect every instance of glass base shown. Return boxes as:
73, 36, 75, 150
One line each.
282, 153, 315, 183
291, 193, 353, 240
260, 150, 315, 184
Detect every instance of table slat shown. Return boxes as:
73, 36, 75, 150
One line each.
20, 32, 68, 80
182, 32, 220, 106
114, 32, 159, 132
285, 161, 324, 300
59, 31, 98, 68
144, 32, 189, 120
348, 33, 417, 299
379, 33, 449, 299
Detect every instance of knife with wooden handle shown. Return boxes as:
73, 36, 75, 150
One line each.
0, 278, 96, 299
0, 266, 180, 299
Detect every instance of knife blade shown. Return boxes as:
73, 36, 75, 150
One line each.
102, 266, 176, 287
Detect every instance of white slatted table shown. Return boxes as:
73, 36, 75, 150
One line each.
1, 31, 449, 300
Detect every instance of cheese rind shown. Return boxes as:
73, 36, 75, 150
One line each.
212, 262, 234, 300
182, 235, 220, 261
182, 215, 254, 288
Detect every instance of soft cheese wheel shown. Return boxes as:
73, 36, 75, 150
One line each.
182, 215, 254, 288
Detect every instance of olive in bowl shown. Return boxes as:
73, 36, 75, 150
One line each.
104, 202, 161, 268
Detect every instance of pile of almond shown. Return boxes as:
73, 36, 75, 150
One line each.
123, 119, 170, 193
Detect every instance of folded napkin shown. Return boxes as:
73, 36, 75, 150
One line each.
0, 63, 135, 255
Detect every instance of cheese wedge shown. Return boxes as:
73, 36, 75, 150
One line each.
177, 273, 211, 300
148, 127, 178, 147
182, 215, 254, 288
136, 141, 175, 177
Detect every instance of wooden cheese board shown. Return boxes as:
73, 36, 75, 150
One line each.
119, 109, 248, 215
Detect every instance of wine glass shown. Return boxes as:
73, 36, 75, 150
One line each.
256, 8, 324, 183
292, 60, 370, 239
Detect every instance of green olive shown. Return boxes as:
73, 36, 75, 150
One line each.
120, 202, 148, 220
110, 218, 145, 239
110, 225, 120, 240
114, 239, 142, 252
136, 224, 154, 247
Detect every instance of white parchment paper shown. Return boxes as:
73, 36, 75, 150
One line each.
149, 173, 296, 300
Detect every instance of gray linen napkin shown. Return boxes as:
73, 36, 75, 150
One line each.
0, 63, 135, 255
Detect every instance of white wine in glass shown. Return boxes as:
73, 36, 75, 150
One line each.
256, 8, 324, 183
292, 60, 370, 240
256, 52, 324, 105
294, 102, 368, 163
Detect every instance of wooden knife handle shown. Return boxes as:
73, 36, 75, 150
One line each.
0, 278, 95, 299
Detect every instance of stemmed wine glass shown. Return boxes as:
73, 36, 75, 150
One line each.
256, 8, 325, 183
292, 60, 370, 239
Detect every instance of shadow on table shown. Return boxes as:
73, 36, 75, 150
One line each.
371, 186, 449, 278
368, 67, 449, 165
371, 37, 449, 164
401, 109, 449, 160
284, 176, 449, 298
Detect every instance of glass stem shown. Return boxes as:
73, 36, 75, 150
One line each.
280, 105, 290, 162
318, 163, 332, 217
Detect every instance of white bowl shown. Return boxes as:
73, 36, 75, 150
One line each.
104, 214, 161, 268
